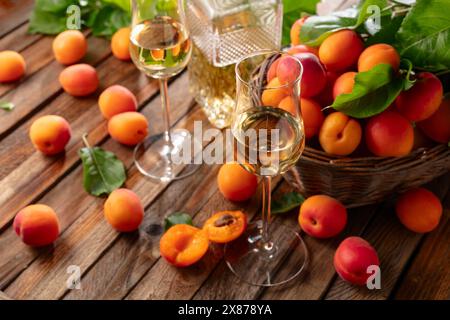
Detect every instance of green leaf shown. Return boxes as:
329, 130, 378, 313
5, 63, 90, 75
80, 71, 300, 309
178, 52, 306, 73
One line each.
400, 58, 415, 90
79, 146, 126, 197
164, 212, 193, 231
0, 102, 14, 111
282, 0, 320, 46
396, 0, 450, 71
331, 64, 404, 118
35, 0, 75, 12
102, 0, 131, 12
271, 192, 305, 215
28, 6, 68, 34
87, 5, 130, 37
365, 15, 404, 46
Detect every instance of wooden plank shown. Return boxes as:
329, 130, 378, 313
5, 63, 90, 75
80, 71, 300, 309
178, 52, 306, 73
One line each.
0, 57, 163, 231
393, 192, 450, 300
0, 23, 42, 52
0, 35, 110, 139
3, 89, 200, 299
0, 74, 190, 290
0, 0, 34, 38
324, 174, 450, 300
0, 290, 12, 300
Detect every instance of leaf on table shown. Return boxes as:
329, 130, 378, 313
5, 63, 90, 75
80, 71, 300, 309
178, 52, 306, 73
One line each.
0, 102, 15, 111
396, 0, 450, 71
79, 146, 126, 197
164, 212, 194, 231
271, 192, 305, 215
331, 63, 404, 118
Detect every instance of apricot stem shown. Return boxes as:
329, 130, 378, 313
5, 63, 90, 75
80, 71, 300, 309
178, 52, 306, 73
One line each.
81, 133, 91, 149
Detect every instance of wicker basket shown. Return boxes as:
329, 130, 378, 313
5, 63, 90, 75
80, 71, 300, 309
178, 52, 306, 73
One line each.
284, 144, 450, 208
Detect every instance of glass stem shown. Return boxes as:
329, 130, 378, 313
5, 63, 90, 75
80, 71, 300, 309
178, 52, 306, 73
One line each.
261, 175, 272, 246
159, 78, 173, 150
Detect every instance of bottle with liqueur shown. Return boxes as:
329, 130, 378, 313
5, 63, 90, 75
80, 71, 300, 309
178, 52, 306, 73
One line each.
186, 0, 283, 129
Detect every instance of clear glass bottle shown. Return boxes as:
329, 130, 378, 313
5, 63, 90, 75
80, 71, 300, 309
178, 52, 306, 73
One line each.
186, 0, 283, 128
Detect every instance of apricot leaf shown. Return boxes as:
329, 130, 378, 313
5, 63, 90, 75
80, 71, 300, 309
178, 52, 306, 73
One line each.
0, 102, 14, 111
331, 64, 404, 118
164, 212, 193, 231
271, 192, 305, 215
79, 136, 126, 197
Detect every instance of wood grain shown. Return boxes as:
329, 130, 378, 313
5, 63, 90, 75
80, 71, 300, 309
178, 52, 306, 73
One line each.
0, 23, 42, 52
0, 290, 12, 300
0, 0, 34, 38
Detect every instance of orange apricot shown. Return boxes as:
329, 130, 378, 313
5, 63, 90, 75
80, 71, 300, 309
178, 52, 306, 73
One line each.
319, 112, 362, 156
417, 98, 450, 143
52, 30, 87, 65
277, 55, 301, 85
358, 43, 400, 72
59, 63, 99, 97
108, 111, 148, 146
14, 204, 60, 247
318, 30, 364, 72
111, 27, 131, 61
203, 210, 247, 243
333, 71, 356, 99
365, 110, 414, 157
29, 115, 71, 155
278, 96, 298, 116
104, 188, 144, 232
160, 224, 209, 267
99, 85, 137, 119
0, 50, 26, 82
217, 163, 258, 202
396, 188, 442, 233
261, 77, 289, 107
300, 98, 324, 139
290, 16, 308, 46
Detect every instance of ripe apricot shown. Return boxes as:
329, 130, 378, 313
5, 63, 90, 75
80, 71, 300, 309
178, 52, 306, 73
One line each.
0, 50, 26, 82
217, 163, 258, 202
358, 43, 400, 72
287, 44, 318, 57
111, 27, 131, 61
318, 30, 364, 72
333, 72, 356, 99
365, 110, 414, 157
52, 30, 87, 65
292, 52, 327, 98
395, 72, 443, 121
99, 85, 137, 119
267, 57, 280, 83
396, 188, 442, 233
301, 98, 324, 139
319, 112, 362, 156
160, 224, 209, 267
277, 55, 301, 85
29, 115, 71, 155
290, 16, 308, 46
104, 188, 144, 232
59, 63, 99, 97
278, 96, 298, 116
261, 77, 288, 107
315, 71, 339, 107
203, 210, 247, 243
108, 112, 148, 146
14, 204, 60, 247
417, 98, 450, 143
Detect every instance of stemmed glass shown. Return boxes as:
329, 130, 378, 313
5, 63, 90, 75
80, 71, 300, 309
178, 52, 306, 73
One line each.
225, 50, 309, 286
130, 0, 198, 182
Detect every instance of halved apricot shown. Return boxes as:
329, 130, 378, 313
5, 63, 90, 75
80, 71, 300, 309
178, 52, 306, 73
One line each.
159, 224, 209, 267
202, 211, 247, 244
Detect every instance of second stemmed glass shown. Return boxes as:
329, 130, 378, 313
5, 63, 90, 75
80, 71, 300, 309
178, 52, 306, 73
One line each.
129, 0, 198, 182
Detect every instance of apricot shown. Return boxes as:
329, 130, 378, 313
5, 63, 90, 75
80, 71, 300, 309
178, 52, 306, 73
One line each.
333, 71, 356, 99
261, 77, 288, 107
299, 195, 347, 239
365, 110, 414, 157
396, 188, 442, 233
59, 63, 99, 97
358, 43, 400, 72
319, 112, 362, 156
0, 50, 26, 82
267, 58, 280, 83
291, 52, 326, 98
278, 96, 298, 116
217, 163, 258, 202
111, 27, 131, 61
14, 204, 60, 247
276, 55, 301, 85
290, 16, 308, 46
395, 72, 443, 121
108, 112, 148, 146
319, 30, 364, 72
334, 236, 379, 285
99, 85, 137, 119
104, 188, 144, 232
29, 115, 71, 155
315, 71, 339, 107
417, 98, 450, 143
52, 30, 87, 65
287, 44, 318, 57
203, 210, 247, 243
160, 224, 209, 267
301, 98, 324, 139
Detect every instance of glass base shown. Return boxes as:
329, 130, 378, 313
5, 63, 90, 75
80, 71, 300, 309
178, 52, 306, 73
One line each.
133, 131, 200, 182
224, 221, 308, 287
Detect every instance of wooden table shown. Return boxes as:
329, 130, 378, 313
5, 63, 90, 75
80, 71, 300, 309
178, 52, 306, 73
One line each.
0, 2, 449, 301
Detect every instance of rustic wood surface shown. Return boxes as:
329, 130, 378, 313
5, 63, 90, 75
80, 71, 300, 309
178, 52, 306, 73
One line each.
0, 4, 449, 300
